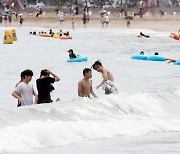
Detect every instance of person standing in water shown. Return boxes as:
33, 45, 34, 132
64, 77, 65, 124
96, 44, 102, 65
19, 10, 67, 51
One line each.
78, 68, 97, 98
36, 69, 60, 104
92, 60, 118, 95
12, 69, 38, 106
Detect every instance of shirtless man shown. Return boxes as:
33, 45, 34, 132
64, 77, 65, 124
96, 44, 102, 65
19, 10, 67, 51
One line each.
78, 68, 97, 98
92, 60, 118, 95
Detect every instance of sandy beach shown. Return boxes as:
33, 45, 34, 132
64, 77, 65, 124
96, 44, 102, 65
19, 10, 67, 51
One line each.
1, 7, 180, 31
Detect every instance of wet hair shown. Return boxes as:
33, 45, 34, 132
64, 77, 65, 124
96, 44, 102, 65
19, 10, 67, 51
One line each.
91, 60, 102, 70
83, 68, 91, 76
33, 31, 36, 35
140, 51, 144, 55
68, 49, 73, 53
40, 70, 50, 77
154, 52, 159, 55
21, 69, 33, 78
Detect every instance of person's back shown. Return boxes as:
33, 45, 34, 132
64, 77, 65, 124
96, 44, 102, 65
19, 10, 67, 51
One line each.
102, 67, 114, 82
36, 69, 60, 104
36, 77, 55, 103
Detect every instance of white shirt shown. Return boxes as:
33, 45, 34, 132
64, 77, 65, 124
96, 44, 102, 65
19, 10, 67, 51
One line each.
58, 12, 64, 21
15, 82, 34, 106
104, 15, 110, 23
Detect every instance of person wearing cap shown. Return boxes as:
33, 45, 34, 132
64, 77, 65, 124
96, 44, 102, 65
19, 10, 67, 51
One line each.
68, 49, 77, 59
36, 69, 60, 104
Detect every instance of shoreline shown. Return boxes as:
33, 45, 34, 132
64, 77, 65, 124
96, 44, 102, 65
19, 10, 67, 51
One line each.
1, 12, 180, 31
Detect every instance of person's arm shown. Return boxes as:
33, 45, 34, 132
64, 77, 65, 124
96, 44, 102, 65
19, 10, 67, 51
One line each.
90, 85, 97, 98
12, 90, 24, 103
46, 69, 60, 82
96, 70, 108, 89
78, 81, 84, 97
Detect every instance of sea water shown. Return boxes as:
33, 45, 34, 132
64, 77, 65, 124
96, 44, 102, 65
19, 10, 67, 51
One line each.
0, 27, 180, 153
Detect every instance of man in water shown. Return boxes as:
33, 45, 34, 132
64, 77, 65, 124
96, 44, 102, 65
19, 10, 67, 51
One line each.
12, 69, 38, 106
67, 49, 77, 59
92, 60, 118, 95
78, 68, 97, 98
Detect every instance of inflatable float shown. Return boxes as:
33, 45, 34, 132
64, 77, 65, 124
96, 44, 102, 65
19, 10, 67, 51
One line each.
147, 56, 166, 61
174, 61, 180, 65
132, 55, 166, 61
131, 55, 147, 60
67, 55, 88, 62
137, 35, 144, 38
53, 34, 60, 38
60, 35, 72, 39
170, 32, 179, 40
39, 34, 51, 37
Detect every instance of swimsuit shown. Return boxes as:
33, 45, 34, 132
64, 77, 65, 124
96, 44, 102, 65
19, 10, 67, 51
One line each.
102, 80, 118, 95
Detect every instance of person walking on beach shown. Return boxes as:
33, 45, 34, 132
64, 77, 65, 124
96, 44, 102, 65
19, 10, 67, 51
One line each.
12, 69, 38, 106
78, 68, 97, 98
92, 60, 118, 95
72, 16, 75, 29
58, 11, 64, 25
127, 18, 130, 28
0, 13, 3, 24
82, 12, 87, 27
19, 16, 23, 26
104, 14, 110, 27
36, 69, 60, 104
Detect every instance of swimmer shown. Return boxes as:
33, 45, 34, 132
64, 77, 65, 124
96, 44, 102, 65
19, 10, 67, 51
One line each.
92, 60, 118, 95
78, 68, 97, 98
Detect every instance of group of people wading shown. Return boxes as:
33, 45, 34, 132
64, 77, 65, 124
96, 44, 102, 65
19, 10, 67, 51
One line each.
12, 60, 118, 107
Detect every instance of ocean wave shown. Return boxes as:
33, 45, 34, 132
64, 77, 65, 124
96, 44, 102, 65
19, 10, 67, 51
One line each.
1, 90, 180, 153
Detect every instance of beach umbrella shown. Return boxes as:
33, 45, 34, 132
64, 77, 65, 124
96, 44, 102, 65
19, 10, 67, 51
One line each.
124, 16, 133, 20
2, 13, 9, 16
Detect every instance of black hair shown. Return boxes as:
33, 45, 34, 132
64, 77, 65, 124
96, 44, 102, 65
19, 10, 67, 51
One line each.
91, 60, 102, 70
154, 52, 159, 55
83, 68, 91, 76
68, 49, 73, 53
140, 51, 144, 55
21, 69, 33, 78
40, 70, 50, 77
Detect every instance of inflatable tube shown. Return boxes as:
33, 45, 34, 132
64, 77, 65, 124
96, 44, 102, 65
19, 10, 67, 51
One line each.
171, 32, 179, 40
131, 55, 147, 60
173, 61, 180, 65
60, 36, 72, 39
53, 34, 60, 38
147, 56, 166, 61
137, 35, 144, 38
67, 55, 88, 62
39, 34, 51, 37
